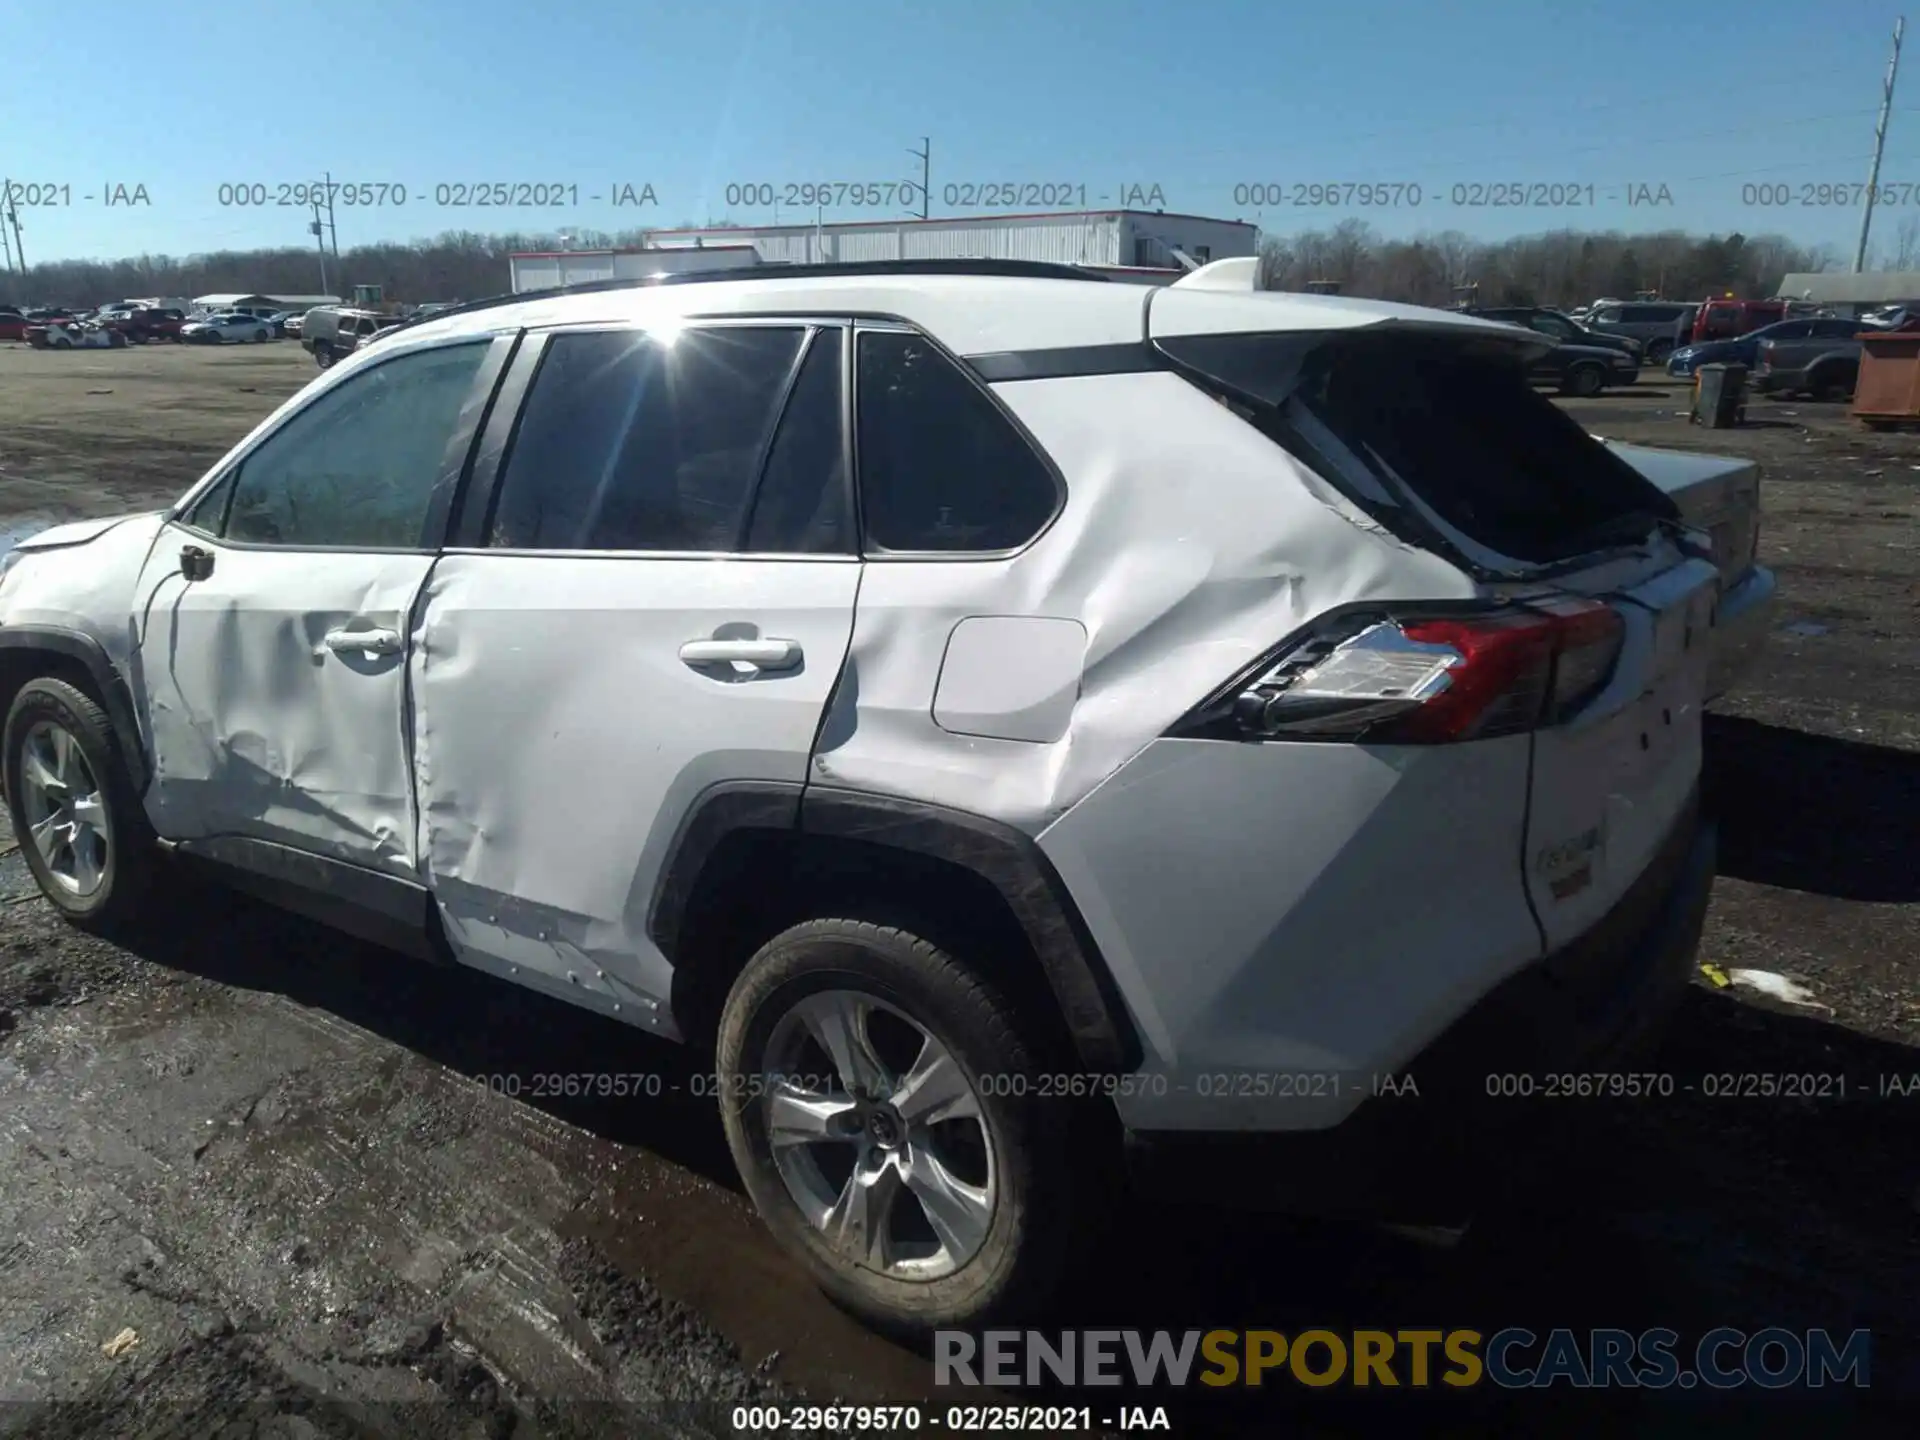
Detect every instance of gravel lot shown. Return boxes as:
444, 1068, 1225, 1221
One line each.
0, 345, 1916, 1437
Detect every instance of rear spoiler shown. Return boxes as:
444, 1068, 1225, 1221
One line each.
1170, 257, 1262, 291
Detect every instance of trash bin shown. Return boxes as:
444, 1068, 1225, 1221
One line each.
1692, 362, 1746, 428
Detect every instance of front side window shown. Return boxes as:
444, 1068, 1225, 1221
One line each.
221, 341, 490, 548
855, 330, 1059, 553
489, 324, 808, 552
1529, 314, 1577, 339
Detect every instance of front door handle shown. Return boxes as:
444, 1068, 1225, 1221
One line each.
323, 627, 403, 657
679, 637, 802, 671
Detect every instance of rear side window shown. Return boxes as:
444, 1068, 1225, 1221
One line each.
490, 325, 806, 552
745, 328, 851, 554
1813, 318, 1863, 337
855, 330, 1059, 553
1159, 330, 1677, 567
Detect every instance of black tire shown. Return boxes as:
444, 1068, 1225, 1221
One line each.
253, 328, 269, 343
2, 678, 158, 931
716, 918, 1082, 1334
1562, 362, 1607, 397
1809, 367, 1856, 403
1646, 339, 1673, 364
314, 344, 334, 369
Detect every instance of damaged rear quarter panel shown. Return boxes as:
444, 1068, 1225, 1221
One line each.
810, 369, 1476, 831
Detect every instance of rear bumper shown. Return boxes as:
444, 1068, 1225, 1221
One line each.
1708, 564, 1776, 701
1124, 802, 1715, 1216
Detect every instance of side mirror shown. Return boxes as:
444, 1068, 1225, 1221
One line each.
181, 544, 215, 582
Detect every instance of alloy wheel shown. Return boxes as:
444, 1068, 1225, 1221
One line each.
18, 721, 110, 898
761, 988, 996, 1281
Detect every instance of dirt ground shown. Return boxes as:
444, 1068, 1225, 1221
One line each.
0, 346, 1917, 1437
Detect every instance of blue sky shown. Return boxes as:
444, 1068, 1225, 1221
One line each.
0, 0, 1911, 264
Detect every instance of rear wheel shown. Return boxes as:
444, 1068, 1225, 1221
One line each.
716, 918, 1083, 1334
1646, 339, 1673, 364
1562, 362, 1607, 397
1810, 367, 1856, 403
314, 344, 334, 369
2, 678, 159, 931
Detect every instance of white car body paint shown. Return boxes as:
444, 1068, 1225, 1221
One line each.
0, 513, 167, 678
1038, 735, 1540, 1130
132, 523, 431, 873
932, 617, 1088, 744
408, 552, 861, 1032
0, 270, 1765, 1153
810, 370, 1475, 832
1601, 441, 1774, 700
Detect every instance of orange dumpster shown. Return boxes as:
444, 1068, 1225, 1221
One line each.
1853, 329, 1920, 427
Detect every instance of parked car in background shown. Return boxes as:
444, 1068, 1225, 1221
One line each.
283, 313, 306, 339
181, 312, 275, 345
1690, 298, 1788, 345
106, 307, 188, 344
30, 320, 129, 350
262, 311, 298, 338
0, 308, 28, 342
1751, 320, 1869, 399
0, 257, 1761, 1332
1583, 300, 1695, 364
1669, 317, 1870, 380
301, 307, 403, 367
1469, 306, 1641, 361
1468, 307, 1641, 394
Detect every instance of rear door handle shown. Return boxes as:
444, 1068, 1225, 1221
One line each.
323, 627, 403, 657
679, 638, 802, 671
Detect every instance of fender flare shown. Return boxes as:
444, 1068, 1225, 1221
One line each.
0, 626, 151, 793
648, 781, 1142, 1073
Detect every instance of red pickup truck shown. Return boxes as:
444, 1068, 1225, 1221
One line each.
1691, 298, 1789, 344
104, 307, 188, 342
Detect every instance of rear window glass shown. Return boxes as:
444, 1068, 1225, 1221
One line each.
1158, 331, 1677, 567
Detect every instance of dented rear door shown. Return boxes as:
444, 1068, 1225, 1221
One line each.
408, 321, 859, 1031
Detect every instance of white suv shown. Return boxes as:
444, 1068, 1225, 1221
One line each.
0, 259, 1760, 1333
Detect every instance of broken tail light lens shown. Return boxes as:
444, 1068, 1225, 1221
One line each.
1210, 599, 1624, 745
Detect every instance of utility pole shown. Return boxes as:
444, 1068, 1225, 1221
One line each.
310, 200, 330, 294
6, 192, 24, 276
1855, 16, 1905, 273
323, 170, 340, 260
0, 182, 14, 275
908, 137, 930, 219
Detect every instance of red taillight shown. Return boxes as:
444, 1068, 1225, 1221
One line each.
1227, 599, 1625, 745
1390, 613, 1557, 741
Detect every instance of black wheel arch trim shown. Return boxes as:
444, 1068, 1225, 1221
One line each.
647, 779, 1142, 1073
0, 626, 150, 793
647, 778, 805, 961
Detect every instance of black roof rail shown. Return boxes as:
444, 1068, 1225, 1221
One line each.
373, 258, 1114, 338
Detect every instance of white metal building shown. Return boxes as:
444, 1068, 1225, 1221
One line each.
509, 209, 1259, 293
1776, 271, 1920, 309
